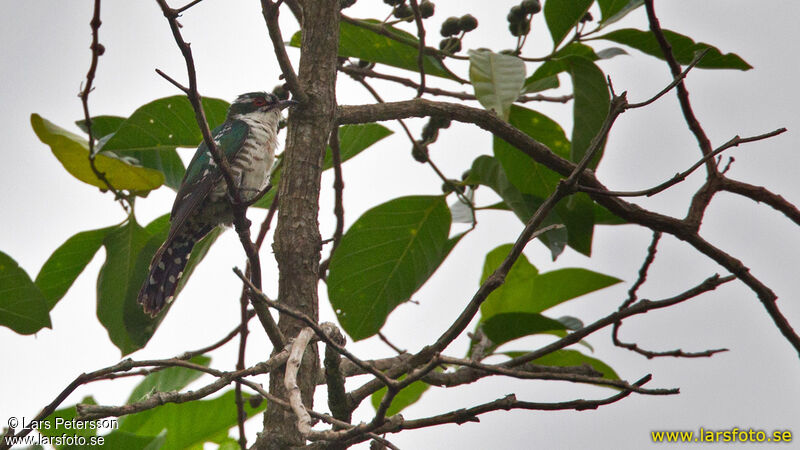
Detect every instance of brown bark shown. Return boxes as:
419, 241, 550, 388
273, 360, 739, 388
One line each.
257, 0, 339, 447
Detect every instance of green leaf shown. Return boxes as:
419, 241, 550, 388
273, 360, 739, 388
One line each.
565, 56, 610, 165
97, 214, 221, 355
371, 377, 431, 416
543, 0, 593, 49
291, 20, 454, 79
523, 74, 560, 94
111, 148, 186, 191
328, 196, 452, 340
482, 312, 567, 346
597, 28, 752, 70
35, 226, 115, 310
494, 105, 569, 198
77, 114, 186, 191
555, 192, 596, 255
118, 390, 266, 449
533, 349, 619, 380
524, 267, 621, 312
127, 355, 211, 404
479, 244, 621, 319
0, 251, 51, 334
322, 123, 393, 170
96, 218, 161, 355
466, 156, 567, 258
594, 203, 626, 225
31, 114, 165, 191
75, 115, 126, 137
525, 42, 625, 91
101, 96, 230, 151
468, 49, 526, 120
596, 0, 644, 26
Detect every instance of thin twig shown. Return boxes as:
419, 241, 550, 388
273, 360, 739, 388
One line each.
340, 64, 572, 103
577, 128, 787, 198
407, 0, 426, 97
261, 0, 305, 102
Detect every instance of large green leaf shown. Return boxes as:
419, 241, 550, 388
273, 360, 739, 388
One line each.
543, 0, 594, 48
75, 115, 126, 137
101, 96, 230, 152
322, 123, 393, 170
96, 218, 160, 355
127, 355, 212, 404
291, 20, 454, 79
371, 377, 431, 416
524, 42, 626, 93
35, 226, 115, 309
597, 28, 752, 70
482, 312, 567, 346
466, 155, 567, 259
565, 56, 610, 165
494, 105, 569, 198
596, 0, 644, 26
31, 114, 164, 191
97, 215, 222, 355
555, 192, 596, 255
327, 196, 453, 341
118, 390, 266, 449
479, 244, 620, 319
0, 251, 51, 334
78, 114, 186, 190
468, 49, 526, 120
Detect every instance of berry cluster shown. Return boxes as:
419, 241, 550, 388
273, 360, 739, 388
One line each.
507, 0, 540, 37
439, 14, 477, 53
413, 116, 451, 163
385, 0, 435, 21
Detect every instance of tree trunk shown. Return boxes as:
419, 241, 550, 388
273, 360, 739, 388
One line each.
257, 0, 339, 448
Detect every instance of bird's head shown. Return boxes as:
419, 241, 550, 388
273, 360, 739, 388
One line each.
226, 91, 297, 121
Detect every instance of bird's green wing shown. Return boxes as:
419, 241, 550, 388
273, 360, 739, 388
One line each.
168, 120, 249, 239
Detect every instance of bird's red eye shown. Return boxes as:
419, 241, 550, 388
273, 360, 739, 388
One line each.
253, 97, 267, 107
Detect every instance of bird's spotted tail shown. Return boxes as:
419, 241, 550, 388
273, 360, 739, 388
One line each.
137, 222, 213, 316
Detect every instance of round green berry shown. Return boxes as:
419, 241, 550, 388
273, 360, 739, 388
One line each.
440, 16, 461, 36
507, 5, 526, 22
272, 84, 289, 100
458, 14, 478, 32
520, 0, 541, 15
509, 20, 530, 37
412, 142, 429, 162
419, 0, 435, 18
580, 11, 593, 23
383, 0, 403, 6
394, 4, 413, 19
422, 123, 439, 142
439, 37, 462, 53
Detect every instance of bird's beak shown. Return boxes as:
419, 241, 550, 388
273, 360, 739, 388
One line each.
278, 99, 299, 110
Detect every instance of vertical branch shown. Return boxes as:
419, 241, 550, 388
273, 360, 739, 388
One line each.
79, 0, 130, 211
644, 0, 716, 175
330, 127, 345, 251
261, 0, 339, 446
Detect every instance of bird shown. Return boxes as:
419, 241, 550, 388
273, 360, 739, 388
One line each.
138, 91, 296, 316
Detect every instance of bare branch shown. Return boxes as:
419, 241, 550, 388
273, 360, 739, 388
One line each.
285, 328, 317, 436
407, 0, 426, 97
261, 0, 305, 102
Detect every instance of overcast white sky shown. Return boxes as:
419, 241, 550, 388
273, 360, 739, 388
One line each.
1, 1, 799, 449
